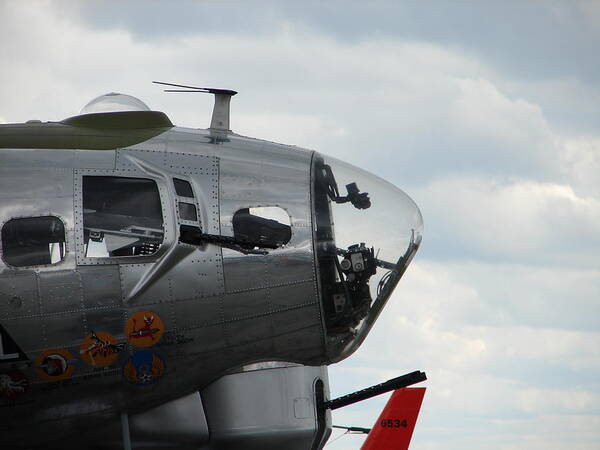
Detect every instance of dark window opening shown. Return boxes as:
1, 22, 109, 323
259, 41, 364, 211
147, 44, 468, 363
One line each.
179, 202, 198, 221
232, 207, 291, 249
83, 176, 164, 258
173, 178, 194, 198
2, 216, 66, 267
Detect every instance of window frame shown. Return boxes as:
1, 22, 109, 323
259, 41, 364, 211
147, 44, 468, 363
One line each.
74, 169, 171, 266
231, 205, 293, 250
1, 215, 68, 269
173, 176, 202, 230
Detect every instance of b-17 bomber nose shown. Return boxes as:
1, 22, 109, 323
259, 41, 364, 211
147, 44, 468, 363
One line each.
312, 154, 423, 362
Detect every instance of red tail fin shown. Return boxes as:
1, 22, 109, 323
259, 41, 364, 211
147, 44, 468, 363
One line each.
360, 387, 426, 450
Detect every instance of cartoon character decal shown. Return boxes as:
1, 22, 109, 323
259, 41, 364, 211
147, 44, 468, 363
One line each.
80, 331, 124, 367
0, 369, 29, 400
125, 311, 164, 348
122, 350, 165, 386
35, 349, 79, 381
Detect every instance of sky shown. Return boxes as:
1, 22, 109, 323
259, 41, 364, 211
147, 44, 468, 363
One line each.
1, 1, 599, 448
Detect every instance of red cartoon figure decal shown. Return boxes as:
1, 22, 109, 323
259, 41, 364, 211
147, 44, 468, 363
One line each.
0, 370, 29, 400
125, 311, 164, 348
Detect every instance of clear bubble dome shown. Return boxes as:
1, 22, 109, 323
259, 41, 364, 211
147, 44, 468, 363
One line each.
79, 93, 151, 115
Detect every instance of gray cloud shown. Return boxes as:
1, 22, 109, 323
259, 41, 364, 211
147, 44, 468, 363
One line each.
67, 1, 600, 84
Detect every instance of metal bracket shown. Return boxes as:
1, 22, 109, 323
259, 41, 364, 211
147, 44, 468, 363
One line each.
153, 81, 238, 132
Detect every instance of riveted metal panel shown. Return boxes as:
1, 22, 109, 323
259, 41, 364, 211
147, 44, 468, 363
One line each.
42, 310, 87, 351
166, 152, 217, 177
0, 168, 73, 199
122, 138, 168, 154
223, 255, 268, 292
222, 251, 315, 294
116, 147, 167, 170
218, 138, 316, 294
0, 272, 40, 319
219, 160, 309, 205
272, 324, 323, 361
266, 251, 317, 286
179, 323, 227, 355
269, 290, 323, 357
84, 307, 126, 338
79, 265, 122, 309
225, 314, 273, 351
268, 282, 318, 311
37, 270, 83, 315
214, 136, 324, 360
0, 148, 116, 169
181, 249, 225, 297
119, 262, 171, 303
223, 289, 270, 321
270, 302, 322, 335
173, 294, 222, 331
119, 246, 224, 304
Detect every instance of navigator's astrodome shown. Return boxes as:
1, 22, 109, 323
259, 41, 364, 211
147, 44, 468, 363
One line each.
79, 93, 151, 115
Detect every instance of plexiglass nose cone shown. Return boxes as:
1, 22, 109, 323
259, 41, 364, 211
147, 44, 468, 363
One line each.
312, 154, 422, 361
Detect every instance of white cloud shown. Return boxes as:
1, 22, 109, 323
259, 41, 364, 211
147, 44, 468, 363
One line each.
416, 176, 600, 264
329, 260, 600, 448
518, 388, 600, 414
560, 136, 600, 197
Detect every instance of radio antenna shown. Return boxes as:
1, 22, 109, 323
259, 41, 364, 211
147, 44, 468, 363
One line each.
153, 81, 237, 132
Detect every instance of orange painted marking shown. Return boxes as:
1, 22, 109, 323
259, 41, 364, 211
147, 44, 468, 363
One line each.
125, 311, 165, 348
35, 348, 77, 381
79, 331, 123, 367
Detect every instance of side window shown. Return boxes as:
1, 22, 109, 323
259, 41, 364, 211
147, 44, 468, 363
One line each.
173, 178, 198, 223
179, 202, 198, 221
1, 216, 66, 267
173, 178, 194, 198
232, 207, 291, 248
83, 176, 164, 258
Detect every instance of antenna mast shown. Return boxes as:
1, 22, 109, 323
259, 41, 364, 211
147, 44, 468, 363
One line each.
153, 81, 238, 132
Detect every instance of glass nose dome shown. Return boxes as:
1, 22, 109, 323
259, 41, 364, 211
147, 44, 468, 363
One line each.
80, 93, 151, 115
312, 153, 423, 361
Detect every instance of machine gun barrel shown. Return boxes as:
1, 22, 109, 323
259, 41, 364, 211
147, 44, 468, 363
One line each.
320, 370, 427, 411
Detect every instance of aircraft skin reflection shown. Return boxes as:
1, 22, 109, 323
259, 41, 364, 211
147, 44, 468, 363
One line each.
0, 87, 423, 449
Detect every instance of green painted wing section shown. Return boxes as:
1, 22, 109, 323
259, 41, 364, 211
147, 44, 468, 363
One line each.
0, 111, 173, 150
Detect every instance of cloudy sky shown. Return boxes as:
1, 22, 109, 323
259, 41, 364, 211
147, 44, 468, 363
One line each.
1, 1, 599, 448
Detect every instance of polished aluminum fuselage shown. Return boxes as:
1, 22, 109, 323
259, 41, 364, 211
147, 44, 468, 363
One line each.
0, 125, 329, 446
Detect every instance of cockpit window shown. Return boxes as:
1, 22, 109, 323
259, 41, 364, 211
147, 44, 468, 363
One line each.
173, 178, 194, 198
179, 202, 198, 222
82, 176, 164, 257
1, 216, 66, 267
232, 207, 291, 249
